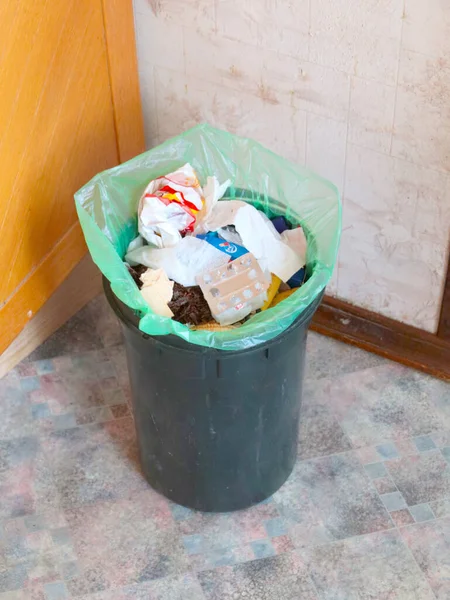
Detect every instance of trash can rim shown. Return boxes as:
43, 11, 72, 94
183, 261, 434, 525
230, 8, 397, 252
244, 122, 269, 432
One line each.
103, 276, 323, 357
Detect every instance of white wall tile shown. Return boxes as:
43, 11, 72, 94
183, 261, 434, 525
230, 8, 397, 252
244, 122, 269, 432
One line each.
340, 144, 450, 331
257, 24, 309, 60
183, 32, 351, 122
258, 0, 310, 32
337, 225, 446, 332
261, 53, 351, 122
138, 67, 158, 148
392, 94, 450, 174
291, 64, 351, 123
216, 0, 259, 45
210, 0, 312, 56
345, 144, 414, 219
398, 50, 450, 112
133, 0, 151, 16
154, 68, 307, 163
256, 0, 309, 60
348, 77, 396, 153
309, 30, 400, 86
306, 114, 347, 193
310, 0, 403, 84
311, 0, 403, 39
134, 0, 215, 34
403, 0, 450, 58
184, 29, 263, 95
327, 261, 339, 296
412, 174, 450, 249
392, 51, 450, 173
133, 8, 184, 72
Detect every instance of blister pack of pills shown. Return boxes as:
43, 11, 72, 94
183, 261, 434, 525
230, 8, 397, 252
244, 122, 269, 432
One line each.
196, 253, 270, 326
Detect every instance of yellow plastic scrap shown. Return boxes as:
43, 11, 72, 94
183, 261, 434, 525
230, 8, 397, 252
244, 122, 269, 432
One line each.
194, 322, 237, 331
269, 288, 298, 308
260, 275, 282, 311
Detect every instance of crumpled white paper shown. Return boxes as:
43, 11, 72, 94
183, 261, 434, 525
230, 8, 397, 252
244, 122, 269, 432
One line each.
203, 200, 247, 233
193, 177, 231, 235
234, 206, 303, 282
125, 236, 229, 287
139, 197, 194, 248
140, 268, 174, 317
280, 227, 307, 266
138, 164, 230, 248
205, 201, 306, 282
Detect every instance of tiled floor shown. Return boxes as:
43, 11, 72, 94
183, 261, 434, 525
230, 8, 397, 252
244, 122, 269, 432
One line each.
1, 295, 450, 599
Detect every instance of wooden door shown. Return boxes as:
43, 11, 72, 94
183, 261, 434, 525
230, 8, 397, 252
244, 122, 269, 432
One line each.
0, 0, 144, 354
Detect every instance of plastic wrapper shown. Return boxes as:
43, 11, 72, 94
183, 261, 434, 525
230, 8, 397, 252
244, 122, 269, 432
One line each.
196, 232, 248, 260
197, 253, 269, 326
75, 124, 341, 351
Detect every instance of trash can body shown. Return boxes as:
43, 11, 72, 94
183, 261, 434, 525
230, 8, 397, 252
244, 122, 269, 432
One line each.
104, 278, 322, 512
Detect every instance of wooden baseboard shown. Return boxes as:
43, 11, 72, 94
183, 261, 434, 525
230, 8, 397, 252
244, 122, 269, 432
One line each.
312, 296, 450, 381
0, 255, 102, 379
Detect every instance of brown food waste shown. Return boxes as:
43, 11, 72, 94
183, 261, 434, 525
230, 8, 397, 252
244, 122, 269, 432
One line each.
168, 282, 213, 326
128, 264, 212, 326
127, 264, 147, 289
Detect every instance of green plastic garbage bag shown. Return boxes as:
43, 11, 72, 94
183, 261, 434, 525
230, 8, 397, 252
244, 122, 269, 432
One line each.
75, 124, 341, 350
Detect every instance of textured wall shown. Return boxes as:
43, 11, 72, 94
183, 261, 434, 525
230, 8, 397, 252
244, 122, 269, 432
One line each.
132, 0, 450, 333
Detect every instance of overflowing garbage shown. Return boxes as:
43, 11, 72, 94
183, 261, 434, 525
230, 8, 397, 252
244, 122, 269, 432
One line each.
123, 163, 308, 330
75, 124, 340, 350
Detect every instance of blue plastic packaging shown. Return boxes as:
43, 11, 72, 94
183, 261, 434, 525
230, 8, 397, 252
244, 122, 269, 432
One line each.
196, 232, 248, 260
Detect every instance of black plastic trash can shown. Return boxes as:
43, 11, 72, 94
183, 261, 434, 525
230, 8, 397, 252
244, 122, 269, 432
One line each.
104, 277, 322, 512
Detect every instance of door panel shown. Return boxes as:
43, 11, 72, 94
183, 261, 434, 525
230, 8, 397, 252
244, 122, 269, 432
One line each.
0, 0, 117, 301
0, 0, 143, 353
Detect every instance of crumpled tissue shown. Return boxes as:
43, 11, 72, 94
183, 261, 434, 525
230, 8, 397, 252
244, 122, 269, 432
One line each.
126, 236, 229, 288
